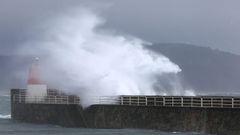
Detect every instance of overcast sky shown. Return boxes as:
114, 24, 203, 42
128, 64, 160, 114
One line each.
1, 0, 240, 54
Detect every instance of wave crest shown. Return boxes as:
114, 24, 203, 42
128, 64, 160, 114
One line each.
0, 114, 11, 119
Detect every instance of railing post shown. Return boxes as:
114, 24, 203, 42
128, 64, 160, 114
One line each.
55, 96, 57, 104
190, 97, 193, 107
211, 98, 213, 107
181, 97, 183, 107
201, 98, 203, 107
120, 96, 123, 105
154, 97, 156, 106
221, 98, 223, 108
129, 96, 131, 105
232, 98, 234, 108
145, 97, 147, 106
163, 97, 165, 106
172, 97, 174, 107
137, 96, 139, 106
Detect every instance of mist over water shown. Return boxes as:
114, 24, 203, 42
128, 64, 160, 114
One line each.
18, 9, 193, 106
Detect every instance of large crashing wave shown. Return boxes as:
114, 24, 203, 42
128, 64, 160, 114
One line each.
18, 9, 192, 106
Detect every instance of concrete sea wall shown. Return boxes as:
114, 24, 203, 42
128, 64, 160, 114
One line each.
11, 89, 240, 135
11, 102, 240, 135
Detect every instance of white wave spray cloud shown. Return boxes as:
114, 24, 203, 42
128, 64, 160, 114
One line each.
0, 114, 11, 119
19, 9, 192, 106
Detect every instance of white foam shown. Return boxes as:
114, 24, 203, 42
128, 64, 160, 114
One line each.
0, 114, 11, 119
19, 8, 185, 107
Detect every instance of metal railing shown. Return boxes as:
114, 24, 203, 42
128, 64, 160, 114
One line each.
13, 94, 80, 105
98, 96, 240, 109
12, 92, 240, 109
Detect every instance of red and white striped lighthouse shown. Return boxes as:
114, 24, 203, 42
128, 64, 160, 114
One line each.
27, 57, 42, 85
26, 57, 47, 102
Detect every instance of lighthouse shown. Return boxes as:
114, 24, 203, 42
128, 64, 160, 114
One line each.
26, 57, 47, 102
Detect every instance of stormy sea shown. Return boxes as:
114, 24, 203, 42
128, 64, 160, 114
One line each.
0, 95, 209, 135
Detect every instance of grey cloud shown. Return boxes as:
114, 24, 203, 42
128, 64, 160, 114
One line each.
103, 0, 240, 54
0, 0, 240, 54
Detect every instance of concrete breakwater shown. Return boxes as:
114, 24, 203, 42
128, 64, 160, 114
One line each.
11, 89, 240, 135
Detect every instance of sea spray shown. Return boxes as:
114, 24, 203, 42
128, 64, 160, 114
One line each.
0, 114, 11, 119
18, 8, 192, 106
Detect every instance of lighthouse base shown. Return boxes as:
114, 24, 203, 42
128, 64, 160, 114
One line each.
26, 84, 47, 103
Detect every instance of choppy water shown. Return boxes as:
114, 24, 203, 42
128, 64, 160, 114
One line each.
0, 95, 209, 135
